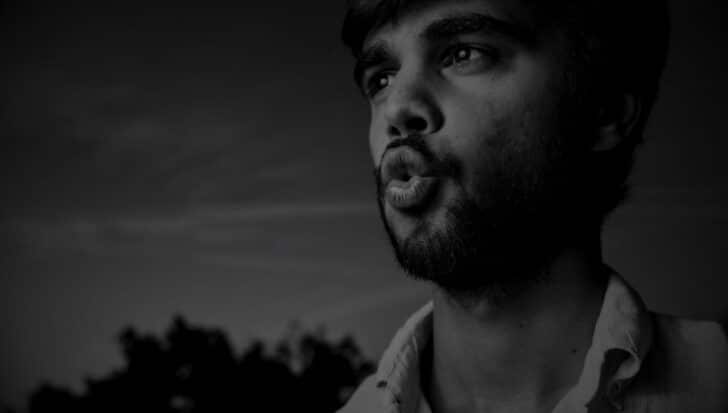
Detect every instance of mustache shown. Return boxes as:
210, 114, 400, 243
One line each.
382, 135, 436, 164
374, 135, 460, 195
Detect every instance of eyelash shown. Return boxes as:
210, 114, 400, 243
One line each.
364, 71, 394, 98
363, 44, 500, 98
441, 44, 498, 69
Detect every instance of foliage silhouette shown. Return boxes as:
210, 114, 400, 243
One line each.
28, 316, 374, 413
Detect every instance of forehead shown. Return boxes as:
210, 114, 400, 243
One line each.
361, 0, 537, 48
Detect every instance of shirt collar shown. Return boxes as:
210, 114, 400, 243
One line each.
559, 272, 654, 411
374, 301, 433, 413
372, 273, 654, 413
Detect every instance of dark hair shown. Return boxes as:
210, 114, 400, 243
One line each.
341, 0, 670, 222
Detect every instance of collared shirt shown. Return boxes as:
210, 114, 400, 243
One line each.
338, 274, 728, 413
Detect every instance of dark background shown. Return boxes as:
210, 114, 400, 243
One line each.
2, 0, 727, 410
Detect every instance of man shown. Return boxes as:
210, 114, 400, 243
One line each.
337, 0, 728, 412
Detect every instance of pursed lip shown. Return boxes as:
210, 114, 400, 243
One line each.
381, 146, 432, 185
380, 146, 440, 211
385, 176, 438, 210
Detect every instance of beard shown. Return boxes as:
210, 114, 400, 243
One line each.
376, 129, 585, 302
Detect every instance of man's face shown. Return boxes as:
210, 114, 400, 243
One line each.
359, 0, 584, 291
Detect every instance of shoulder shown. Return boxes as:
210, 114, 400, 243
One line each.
639, 312, 728, 410
337, 375, 382, 413
651, 312, 728, 370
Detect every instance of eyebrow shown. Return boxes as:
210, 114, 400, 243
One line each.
422, 12, 535, 44
352, 12, 535, 91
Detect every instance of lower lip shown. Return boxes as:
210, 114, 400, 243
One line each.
385, 176, 438, 211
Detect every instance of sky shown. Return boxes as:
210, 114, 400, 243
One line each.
1, 1, 727, 410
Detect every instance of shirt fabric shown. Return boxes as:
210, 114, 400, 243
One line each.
338, 274, 728, 413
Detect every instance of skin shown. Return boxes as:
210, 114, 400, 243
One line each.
365, 0, 576, 250
359, 0, 638, 412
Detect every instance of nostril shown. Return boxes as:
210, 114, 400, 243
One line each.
405, 117, 427, 132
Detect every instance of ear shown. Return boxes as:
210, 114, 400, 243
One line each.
592, 93, 642, 152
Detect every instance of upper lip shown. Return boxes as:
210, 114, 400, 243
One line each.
380, 146, 433, 187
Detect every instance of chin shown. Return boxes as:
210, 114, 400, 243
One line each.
380, 197, 460, 274
380, 192, 558, 299
382, 199, 451, 247
384, 180, 460, 239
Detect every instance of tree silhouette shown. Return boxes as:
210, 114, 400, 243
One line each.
28, 317, 374, 412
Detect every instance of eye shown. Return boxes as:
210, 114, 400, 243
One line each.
442, 45, 498, 72
364, 71, 393, 98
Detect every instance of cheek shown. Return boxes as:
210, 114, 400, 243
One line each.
440, 88, 560, 197
440, 94, 508, 182
368, 110, 388, 167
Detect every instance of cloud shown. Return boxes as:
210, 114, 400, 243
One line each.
300, 282, 429, 324
4, 200, 376, 254
1, 4, 369, 223
1, 71, 371, 221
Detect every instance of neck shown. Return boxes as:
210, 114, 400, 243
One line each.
426, 237, 608, 413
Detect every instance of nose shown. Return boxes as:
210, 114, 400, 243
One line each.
383, 72, 443, 139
